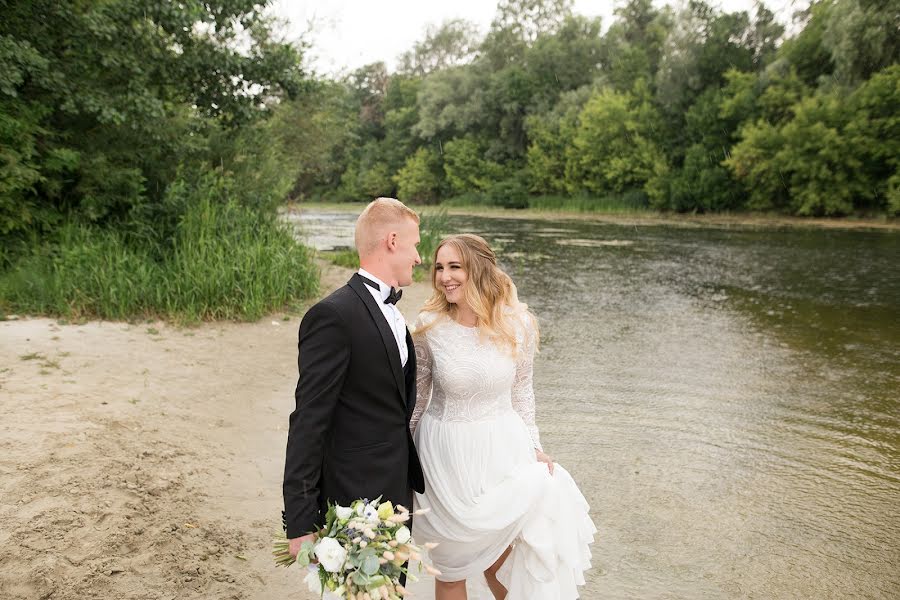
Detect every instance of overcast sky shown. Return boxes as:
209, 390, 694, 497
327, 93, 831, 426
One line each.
270, 0, 804, 76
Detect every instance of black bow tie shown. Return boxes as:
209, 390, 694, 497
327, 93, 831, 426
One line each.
360, 275, 402, 305
385, 287, 402, 305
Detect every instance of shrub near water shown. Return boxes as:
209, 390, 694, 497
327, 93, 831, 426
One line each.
0, 198, 318, 322
162, 198, 318, 320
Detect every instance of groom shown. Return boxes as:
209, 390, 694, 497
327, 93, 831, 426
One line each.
283, 197, 426, 557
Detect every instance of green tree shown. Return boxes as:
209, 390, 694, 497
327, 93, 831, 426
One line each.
525, 86, 592, 194
414, 67, 490, 140
777, 1, 835, 87
822, 0, 900, 85
843, 65, 900, 212
382, 76, 425, 177
727, 90, 871, 216
600, 0, 673, 93
481, 0, 575, 68
394, 147, 444, 203
523, 15, 605, 110
565, 87, 668, 200
273, 81, 360, 199
0, 0, 305, 256
398, 19, 481, 76
442, 136, 508, 194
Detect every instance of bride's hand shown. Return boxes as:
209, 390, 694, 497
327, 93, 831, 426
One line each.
535, 449, 554, 475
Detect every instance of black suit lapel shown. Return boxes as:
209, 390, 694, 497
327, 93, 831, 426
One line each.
348, 275, 407, 407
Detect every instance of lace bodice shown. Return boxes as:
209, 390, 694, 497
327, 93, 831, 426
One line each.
411, 310, 542, 450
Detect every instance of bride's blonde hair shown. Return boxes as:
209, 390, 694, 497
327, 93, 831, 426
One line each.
418, 234, 538, 354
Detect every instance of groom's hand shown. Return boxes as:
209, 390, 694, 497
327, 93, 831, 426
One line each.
536, 449, 555, 475
289, 533, 318, 559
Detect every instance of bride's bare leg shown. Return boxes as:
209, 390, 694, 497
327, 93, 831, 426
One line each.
435, 579, 467, 600
483, 546, 512, 599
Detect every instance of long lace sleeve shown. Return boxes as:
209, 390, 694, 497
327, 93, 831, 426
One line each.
410, 316, 433, 436
512, 314, 542, 451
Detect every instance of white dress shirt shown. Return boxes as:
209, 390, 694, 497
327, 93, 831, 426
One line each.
358, 268, 409, 367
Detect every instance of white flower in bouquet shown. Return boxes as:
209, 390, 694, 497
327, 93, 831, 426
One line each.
395, 526, 411, 544
303, 567, 322, 595
272, 497, 441, 599
314, 537, 348, 573
363, 503, 380, 524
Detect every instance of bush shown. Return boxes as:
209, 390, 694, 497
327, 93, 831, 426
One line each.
0, 176, 319, 322
485, 177, 529, 209
394, 148, 443, 204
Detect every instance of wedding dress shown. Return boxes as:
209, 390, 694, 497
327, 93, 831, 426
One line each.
410, 309, 596, 599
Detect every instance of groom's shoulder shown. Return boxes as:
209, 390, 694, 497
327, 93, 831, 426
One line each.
308, 282, 357, 314
304, 279, 366, 321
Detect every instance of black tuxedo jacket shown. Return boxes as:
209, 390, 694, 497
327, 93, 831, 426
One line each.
283, 274, 425, 538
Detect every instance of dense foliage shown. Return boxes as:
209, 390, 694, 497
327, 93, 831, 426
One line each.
279, 0, 898, 216
0, 0, 317, 318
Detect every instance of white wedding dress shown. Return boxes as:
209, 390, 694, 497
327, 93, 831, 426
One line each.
411, 309, 596, 599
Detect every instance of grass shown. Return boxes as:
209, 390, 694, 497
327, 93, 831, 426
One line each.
441, 192, 652, 214
418, 209, 449, 262
525, 193, 652, 213
320, 249, 359, 269
0, 198, 319, 322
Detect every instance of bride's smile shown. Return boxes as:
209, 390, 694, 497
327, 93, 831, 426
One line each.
435, 245, 468, 305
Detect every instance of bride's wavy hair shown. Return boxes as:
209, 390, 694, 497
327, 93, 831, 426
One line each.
418, 234, 538, 354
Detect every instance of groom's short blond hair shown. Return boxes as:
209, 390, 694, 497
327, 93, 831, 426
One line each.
354, 197, 420, 256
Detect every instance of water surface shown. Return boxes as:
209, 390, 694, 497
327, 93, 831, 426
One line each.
292, 210, 900, 599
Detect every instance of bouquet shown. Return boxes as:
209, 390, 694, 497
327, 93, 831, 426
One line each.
273, 498, 440, 600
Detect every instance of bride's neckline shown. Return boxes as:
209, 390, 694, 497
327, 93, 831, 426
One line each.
448, 316, 478, 330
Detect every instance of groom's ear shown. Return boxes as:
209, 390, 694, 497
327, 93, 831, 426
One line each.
385, 230, 398, 251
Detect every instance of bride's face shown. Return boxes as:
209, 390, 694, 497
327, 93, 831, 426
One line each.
435, 244, 468, 305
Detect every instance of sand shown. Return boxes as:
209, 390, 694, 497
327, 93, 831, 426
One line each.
0, 262, 441, 600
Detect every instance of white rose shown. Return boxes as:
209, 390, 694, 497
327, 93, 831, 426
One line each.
303, 567, 322, 595
395, 526, 411, 544
335, 505, 353, 521
314, 537, 348, 573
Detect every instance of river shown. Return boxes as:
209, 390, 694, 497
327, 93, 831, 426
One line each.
288, 208, 899, 599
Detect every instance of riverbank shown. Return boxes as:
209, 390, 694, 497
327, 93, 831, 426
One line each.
0, 260, 438, 600
285, 202, 900, 232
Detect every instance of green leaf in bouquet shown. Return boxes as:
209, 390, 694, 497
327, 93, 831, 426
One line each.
324, 504, 337, 530
295, 552, 310, 568
351, 570, 372, 586
361, 554, 380, 576
294, 541, 315, 568
350, 546, 377, 569
381, 562, 400, 579
349, 552, 362, 568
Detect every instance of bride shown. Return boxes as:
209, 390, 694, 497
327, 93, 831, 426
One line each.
411, 234, 595, 599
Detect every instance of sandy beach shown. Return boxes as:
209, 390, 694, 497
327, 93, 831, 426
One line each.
0, 261, 440, 600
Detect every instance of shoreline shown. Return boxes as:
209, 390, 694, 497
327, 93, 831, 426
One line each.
284, 202, 900, 232
0, 261, 436, 600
